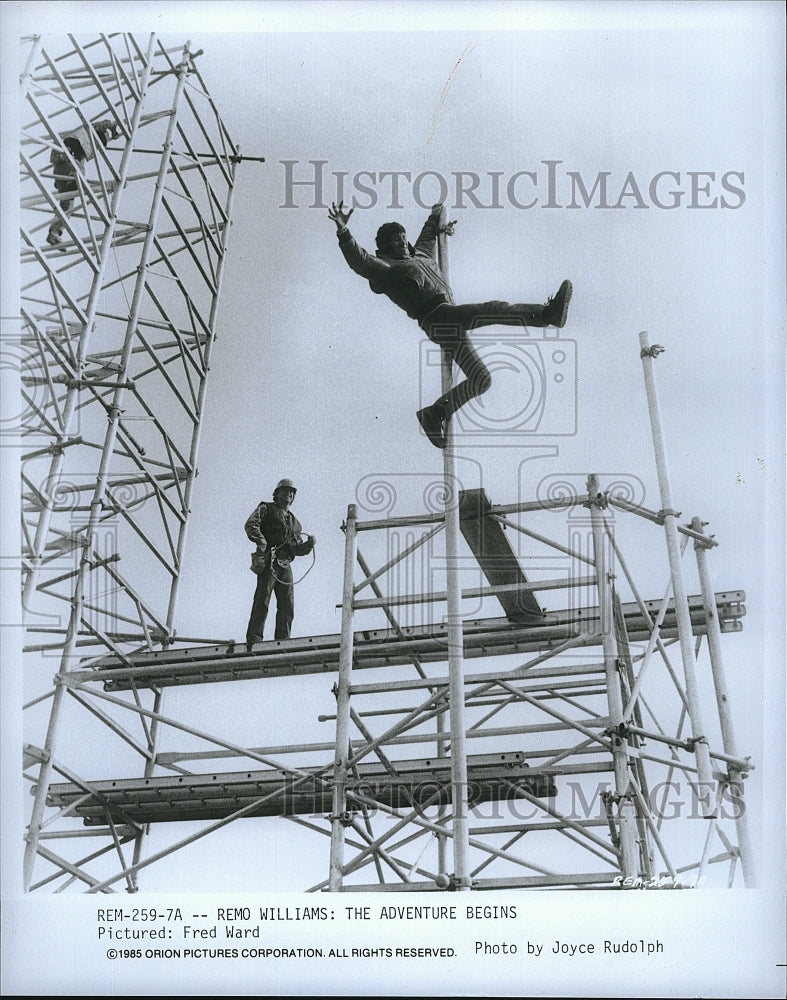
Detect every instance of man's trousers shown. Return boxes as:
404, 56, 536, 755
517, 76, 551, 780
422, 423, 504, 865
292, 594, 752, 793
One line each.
246, 560, 295, 643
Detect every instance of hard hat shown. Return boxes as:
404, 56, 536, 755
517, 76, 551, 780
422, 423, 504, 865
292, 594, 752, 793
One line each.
274, 478, 297, 495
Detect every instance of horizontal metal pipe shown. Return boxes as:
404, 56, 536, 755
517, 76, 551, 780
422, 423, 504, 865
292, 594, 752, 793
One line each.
350, 575, 596, 611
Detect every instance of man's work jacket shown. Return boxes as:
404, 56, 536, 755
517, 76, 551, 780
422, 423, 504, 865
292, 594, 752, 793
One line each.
244, 503, 313, 563
336, 210, 455, 327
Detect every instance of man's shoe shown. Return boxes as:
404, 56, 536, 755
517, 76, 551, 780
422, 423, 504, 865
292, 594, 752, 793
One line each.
417, 405, 445, 449
543, 279, 572, 328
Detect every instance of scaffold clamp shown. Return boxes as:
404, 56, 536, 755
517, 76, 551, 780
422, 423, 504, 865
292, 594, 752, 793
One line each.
585, 490, 610, 509
439, 873, 472, 891
640, 344, 665, 358
605, 721, 631, 744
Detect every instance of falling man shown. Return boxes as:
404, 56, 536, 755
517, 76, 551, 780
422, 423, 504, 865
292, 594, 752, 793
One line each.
329, 201, 573, 448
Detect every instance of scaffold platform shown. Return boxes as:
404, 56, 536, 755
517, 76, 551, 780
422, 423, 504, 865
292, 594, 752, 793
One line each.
82, 590, 744, 690
39, 751, 557, 826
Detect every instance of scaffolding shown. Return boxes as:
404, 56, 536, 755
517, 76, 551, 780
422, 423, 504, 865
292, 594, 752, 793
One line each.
18, 33, 240, 891
323, 485, 751, 891
33, 470, 753, 893
324, 216, 755, 892
17, 46, 754, 893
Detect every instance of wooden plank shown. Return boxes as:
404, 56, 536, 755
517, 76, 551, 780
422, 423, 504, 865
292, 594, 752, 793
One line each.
458, 488, 545, 623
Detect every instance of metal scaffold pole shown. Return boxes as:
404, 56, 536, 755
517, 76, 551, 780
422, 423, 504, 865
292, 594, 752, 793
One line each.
639, 332, 716, 813
587, 475, 639, 877
691, 516, 756, 886
437, 208, 470, 889
330, 503, 358, 891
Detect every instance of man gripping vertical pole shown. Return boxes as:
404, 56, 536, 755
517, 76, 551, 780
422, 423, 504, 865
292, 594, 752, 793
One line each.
328, 201, 572, 448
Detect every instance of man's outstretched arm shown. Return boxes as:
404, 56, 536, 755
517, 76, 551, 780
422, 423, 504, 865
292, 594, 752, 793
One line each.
329, 200, 389, 282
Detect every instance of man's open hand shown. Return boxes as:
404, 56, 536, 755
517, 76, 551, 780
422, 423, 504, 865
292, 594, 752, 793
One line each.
431, 203, 457, 234
329, 201, 354, 230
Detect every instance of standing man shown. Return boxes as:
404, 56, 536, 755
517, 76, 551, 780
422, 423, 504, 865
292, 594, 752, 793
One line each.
328, 200, 573, 448
245, 479, 316, 646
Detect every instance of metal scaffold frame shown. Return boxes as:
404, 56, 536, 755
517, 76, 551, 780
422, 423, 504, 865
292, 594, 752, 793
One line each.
324, 215, 754, 893
324, 481, 753, 892
34, 470, 752, 894
18, 33, 240, 891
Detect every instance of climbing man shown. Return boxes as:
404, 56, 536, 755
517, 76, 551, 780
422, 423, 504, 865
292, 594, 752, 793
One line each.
328, 200, 573, 448
244, 479, 316, 646
47, 119, 122, 246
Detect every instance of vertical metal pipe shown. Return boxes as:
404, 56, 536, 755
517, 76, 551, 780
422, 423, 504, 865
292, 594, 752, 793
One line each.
639, 332, 716, 811
433, 211, 451, 879
587, 475, 639, 876
692, 517, 756, 885
329, 504, 358, 891
437, 208, 470, 889
436, 711, 448, 875
613, 592, 654, 879
23, 681, 67, 889
129, 687, 163, 886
